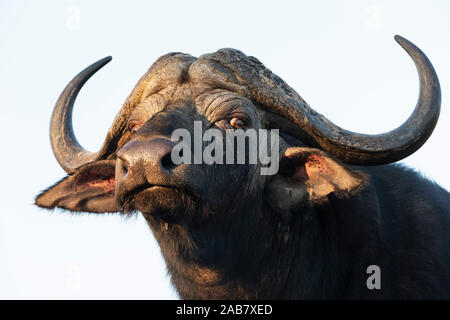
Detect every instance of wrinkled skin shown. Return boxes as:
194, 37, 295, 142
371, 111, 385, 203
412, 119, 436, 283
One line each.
36, 50, 450, 299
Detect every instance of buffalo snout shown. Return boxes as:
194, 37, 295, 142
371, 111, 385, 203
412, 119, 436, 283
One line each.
115, 138, 179, 204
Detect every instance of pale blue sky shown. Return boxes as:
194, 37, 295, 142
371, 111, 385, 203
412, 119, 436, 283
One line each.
1, 0, 449, 299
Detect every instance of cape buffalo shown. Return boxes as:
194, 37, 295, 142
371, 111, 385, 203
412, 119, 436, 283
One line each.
36, 35, 450, 299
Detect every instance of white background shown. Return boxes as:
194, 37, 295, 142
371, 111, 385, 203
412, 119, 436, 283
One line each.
1, 0, 449, 299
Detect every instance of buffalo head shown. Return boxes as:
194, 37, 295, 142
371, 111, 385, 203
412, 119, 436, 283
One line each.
35, 36, 442, 299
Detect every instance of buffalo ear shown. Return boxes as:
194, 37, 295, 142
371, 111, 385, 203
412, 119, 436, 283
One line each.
35, 160, 119, 213
266, 147, 366, 212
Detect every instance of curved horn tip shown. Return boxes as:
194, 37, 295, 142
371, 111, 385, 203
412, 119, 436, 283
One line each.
50, 55, 113, 174
394, 34, 406, 43
394, 35, 416, 51
101, 56, 113, 63
96, 56, 113, 68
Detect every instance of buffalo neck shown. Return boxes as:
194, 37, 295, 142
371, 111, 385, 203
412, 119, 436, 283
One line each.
143, 182, 382, 299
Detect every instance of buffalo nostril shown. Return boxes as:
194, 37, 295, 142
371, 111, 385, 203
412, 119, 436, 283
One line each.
160, 152, 178, 171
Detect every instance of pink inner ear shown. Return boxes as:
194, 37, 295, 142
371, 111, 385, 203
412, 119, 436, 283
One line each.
75, 166, 116, 193
86, 177, 115, 192
281, 150, 333, 180
305, 154, 328, 176
291, 154, 330, 180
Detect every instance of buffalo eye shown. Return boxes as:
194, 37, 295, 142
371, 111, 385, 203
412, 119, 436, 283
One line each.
229, 117, 247, 129
128, 122, 143, 134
